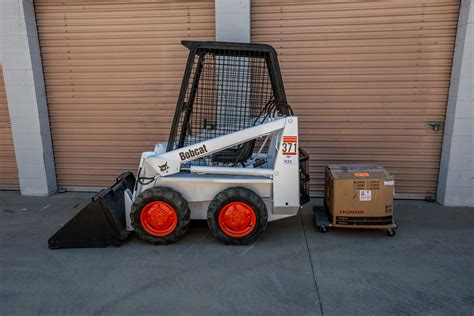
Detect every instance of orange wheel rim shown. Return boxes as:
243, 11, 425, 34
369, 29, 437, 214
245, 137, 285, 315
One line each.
140, 201, 177, 237
218, 202, 256, 238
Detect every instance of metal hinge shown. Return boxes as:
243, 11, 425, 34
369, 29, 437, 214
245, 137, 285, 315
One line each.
425, 121, 443, 132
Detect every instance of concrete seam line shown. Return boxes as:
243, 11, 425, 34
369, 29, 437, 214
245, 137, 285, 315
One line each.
299, 210, 324, 315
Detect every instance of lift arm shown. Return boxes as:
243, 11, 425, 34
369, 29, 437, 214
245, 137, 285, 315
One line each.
141, 117, 288, 178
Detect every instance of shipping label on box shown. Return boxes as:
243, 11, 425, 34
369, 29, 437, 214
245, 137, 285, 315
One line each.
359, 190, 372, 201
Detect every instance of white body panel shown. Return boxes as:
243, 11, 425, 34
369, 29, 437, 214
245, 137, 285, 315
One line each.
124, 188, 133, 231
272, 117, 300, 212
190, 166, 274, 177
126, 116, 302, 229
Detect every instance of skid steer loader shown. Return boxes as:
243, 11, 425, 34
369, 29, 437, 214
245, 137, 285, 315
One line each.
48, 41, 310, 249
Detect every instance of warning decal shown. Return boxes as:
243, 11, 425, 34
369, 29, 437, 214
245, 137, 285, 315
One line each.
282, 136, 297, 156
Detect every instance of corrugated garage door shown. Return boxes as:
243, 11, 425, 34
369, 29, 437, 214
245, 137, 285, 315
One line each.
35, 0, 215, 189
252, 0, 460, 198
0, 67, 19, 189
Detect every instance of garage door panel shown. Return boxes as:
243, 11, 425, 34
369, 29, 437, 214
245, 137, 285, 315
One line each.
255, 31, 456, 44
296, 107, 447, 114
38, 29, 215, 42
44, 79, 183, 87
282, 67, 453, 77
254, 23, 458, 36
255, 19, 458, 31
44, 84, 183, 93
37, 13, 215, 27
36, 0, 215, 188
40, 64, 197, 73
36, 35, 214, 48
277, 44, 456, 56
47, 104, 177, 111
275, 37, 456, 49
46, 97, 178, 105
41, 51, 197, 61
253, 8, 457, 21
285, 81, 450, 90
287, 94, 449, 103
38, 20, 214, 33
36, 4, 213, 16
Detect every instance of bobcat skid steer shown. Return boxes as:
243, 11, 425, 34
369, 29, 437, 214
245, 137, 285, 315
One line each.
48, 41, 310, 249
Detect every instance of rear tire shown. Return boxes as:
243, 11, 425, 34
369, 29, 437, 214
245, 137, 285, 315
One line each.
207, 187, 268, 245
131, 187, 190, 245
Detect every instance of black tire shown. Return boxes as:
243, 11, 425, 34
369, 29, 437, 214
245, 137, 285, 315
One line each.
387, 228, 396, 237
131, 187, 190, 245
207, 187, 268, 245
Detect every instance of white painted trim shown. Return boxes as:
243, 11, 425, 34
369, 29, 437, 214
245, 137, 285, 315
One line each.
215, 0, 250, 43
437, 0, 474, 207
1, 0, 57, 196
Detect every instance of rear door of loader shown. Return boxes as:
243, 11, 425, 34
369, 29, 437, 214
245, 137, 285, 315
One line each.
34, 0, 215, 190
251, 0, 460, 199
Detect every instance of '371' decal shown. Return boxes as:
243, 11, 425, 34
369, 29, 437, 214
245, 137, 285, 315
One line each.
282, 136, 297, 155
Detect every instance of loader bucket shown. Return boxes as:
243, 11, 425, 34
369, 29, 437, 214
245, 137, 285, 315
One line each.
48, 172, 136, 249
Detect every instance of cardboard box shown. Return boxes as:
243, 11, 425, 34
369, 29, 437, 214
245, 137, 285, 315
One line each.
324, 164, 396, 229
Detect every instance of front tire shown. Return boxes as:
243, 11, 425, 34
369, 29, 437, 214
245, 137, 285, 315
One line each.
207, 187, 268, 245
131, 187, 190, 245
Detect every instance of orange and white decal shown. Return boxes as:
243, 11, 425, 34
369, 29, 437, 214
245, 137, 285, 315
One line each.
281, 136, 297, 156
354, 172, 370, 177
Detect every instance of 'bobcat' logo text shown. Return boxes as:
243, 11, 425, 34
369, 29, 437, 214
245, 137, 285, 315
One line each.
179, 144, 208, 161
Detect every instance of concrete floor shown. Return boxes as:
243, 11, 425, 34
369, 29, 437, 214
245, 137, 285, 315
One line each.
0, 191, 473, 315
